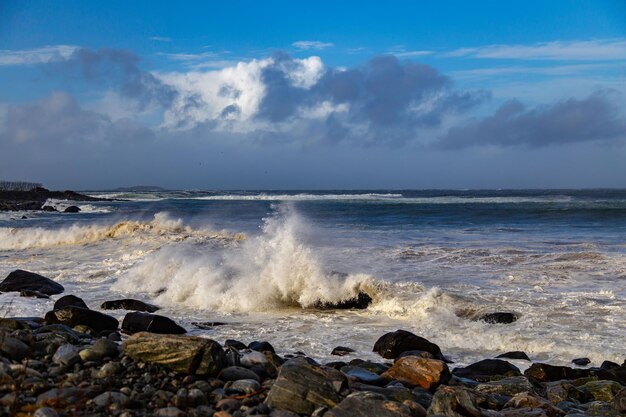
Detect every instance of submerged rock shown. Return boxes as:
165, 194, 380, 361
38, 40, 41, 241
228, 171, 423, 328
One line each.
332, 346, 356, 356
101, 299, 160, 313
0, 270, 64, 295
572, 357, 591, 366
123, 332, 226, 375
45, 306, 118, 333
373, 330, 444, 360
53, 295, 88, 310
479, 312, 518, 324
63, 206, 80, 213
121, 312, 186, 334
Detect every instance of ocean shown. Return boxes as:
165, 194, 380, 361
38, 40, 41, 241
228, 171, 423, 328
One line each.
1, 189, 624, 367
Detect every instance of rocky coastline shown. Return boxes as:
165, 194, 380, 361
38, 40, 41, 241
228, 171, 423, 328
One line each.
0, 270, 624, 417
0, 188, 106, 212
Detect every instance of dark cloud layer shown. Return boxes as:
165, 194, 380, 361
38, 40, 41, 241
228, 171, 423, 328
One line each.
439, 90, 626, 148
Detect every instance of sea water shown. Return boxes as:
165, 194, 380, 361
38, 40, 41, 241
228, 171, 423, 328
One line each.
1, 190, 624, 367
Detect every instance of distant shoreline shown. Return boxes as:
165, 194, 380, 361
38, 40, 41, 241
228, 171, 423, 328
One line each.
0, 188, 108, 211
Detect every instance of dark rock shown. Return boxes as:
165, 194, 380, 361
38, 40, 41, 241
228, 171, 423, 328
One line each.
428, 385, 500, 417
19, 289, 50, 298
601, 361, 620, 370
218, 366, 261, 382
325, 391, 414, 417
353, 361, 391, 375
326, 361, 349, 370
373, 330, 443, 359
332, 346, 356, 356
545, 380, 588, 405
497, 351, 531, 361
611, 388, 626, 413
225, 339, 247, 350
382, 356, 451, 390
397, 350, 435, 360
0, 270, 64, 295
315, 292, 373, 309
248, 341, 275, 353
265, 357, 349, 415
0, 334, 30, 361
480, 312, 518, 324
581, 380, 623, 402
121, 312, 186, 334
504, 392, 565, 417
52, 344, 80, 367
0, 318, 31, 331
44, 306, 118, 333
341, 366, 386, 386
350, 382, 416, 403
124, 332, 226, 375
524, 363, 620, 383
88, 338, 119, 360
192, 321, 227, 329
475, 376, 535, 397
101, 299, 160, 313
63, 206, 80, 213
452, 359, 522, 381
53, 295, 88, 310
572, 357, 591, 366
41, 206, 57, 212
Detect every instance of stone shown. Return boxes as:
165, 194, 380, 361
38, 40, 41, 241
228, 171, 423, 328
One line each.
45, 306, 118, 333
0, 334, 30, 361
218, 366, 261, 382
41, 206, 57, 212
325, 391, 414, 417
248, 340, 275, 353
572, 358, 591, 366
504, 392, 565, 417
0, 270, 64, 295
497, 351, 531, 361
34, 408, 59, 417
53, 295, 88, 310
101, 299, 160, 312
187, 388, 209, 407
121, 311, 186, 334
155, 407, 185, 417
381, 356, 451, 390
428, 385, 499, 417
341, 366, 386, 386
63, 206, 80, 213
479, 312, 518, 324
192, 321, 227, 329
225, 339, 247, 350
372, 330, 443, 359
524, 363, 617, 383
452, 359, 522, 381
83, 338, 119, 361
93, 391, 130, 408
19, 289, 49, 298
229, 379, 261, 394
601, 361, 620, 370
611, 388, 626, 413
52, 344, 80, 367
0, 318, 30, 331
354, 361, 390, 375
332, 346, 356, 356
265, 357, 349, 415
545, 381, 587, 405
240, 351, 271, 368
36, 387, 78, 408
501, 408, 549, 417
95, 361, 122, 378
123, 332, 226, 375
476, 376, 535, 397
397, 350, 435, 360
315, 292, 372, 309
581, 380, 623, 402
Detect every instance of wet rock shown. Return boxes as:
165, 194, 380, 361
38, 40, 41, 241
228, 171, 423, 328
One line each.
80, 338, 119, 362
155, 406, 185, 417
354, 361, 390, 375
601, 361, 620, 370
265, 357, 349, 415
373, 330, 443, 360
192, 321, 227, 329
479, 312, 518, 324
229, 379, 261, 394
53, 295, 88, 310
101, 299, 160, 312
428, 385, 499, 417
497, 351, 531, 361
95, 361, 122, 378
381, 356, 451, 390
524, 363, 617, 383
341, 366, 386, 386
240, 351, 270, 368
0, 270, 64, 295
572, 358, 591, 366
545, 381, 587, 405
476, 376, 535, 397
45, 306, 118, 333
325, 391, 414, 417
124, 332, 226, 375
19, 289, 49, 298
611, 388, 626, 413
218, 366, 261, 382
580, 400, 620, 417
500, 408, 549, 417
36, 387, 78, 408
504, 392, 565, 417
225, 339, 247, 350
41, 206, 57, 212
452, 359, 522, 381
581, 380, 623, 402
34, 408, 59, 417
332, 346, 356, 356
0, 318, 31, 331
52, 344, 80, 367
122, 311, 186, 334
315, 292, 373, 309
0, 334, 30, 361
93, 391, 130, 408
397, 350, 435, 360
63, 206, 80, 213
248, 340, 275, 353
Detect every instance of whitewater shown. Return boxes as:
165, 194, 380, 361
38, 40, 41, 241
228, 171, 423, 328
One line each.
0, 190, 624, 367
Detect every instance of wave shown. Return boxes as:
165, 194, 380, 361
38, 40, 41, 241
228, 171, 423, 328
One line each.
115, 204, 377, 312
0, 212, 244, 250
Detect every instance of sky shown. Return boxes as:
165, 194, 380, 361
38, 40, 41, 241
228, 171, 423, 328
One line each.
0, 0, 625, 189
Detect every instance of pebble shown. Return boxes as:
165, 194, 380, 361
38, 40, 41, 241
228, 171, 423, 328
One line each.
52, 344, 80, 367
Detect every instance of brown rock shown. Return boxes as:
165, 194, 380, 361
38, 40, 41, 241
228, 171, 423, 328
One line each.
381, 356, 450, 390
504, 392, 565, 417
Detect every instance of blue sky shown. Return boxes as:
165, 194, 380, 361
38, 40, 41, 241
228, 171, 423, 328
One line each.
0, 1, 625, 189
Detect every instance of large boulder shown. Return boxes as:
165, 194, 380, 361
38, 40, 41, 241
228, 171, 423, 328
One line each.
315, 292, 372, 309
611, 388, 626, 414
44, 307, 118, 333
265, 357, 349, 415
373, 330, 443, 360
524, 363, 620, 383
476, 376, 535, 397
452, 359, 522, 381
123, 332, 226, 375
580, 380, 623, 402
101, 299, 160, 313
54, 295, 88, 310
0, 270, 64, 295
503, 392, 565, 417
381, 356, 451, 390
324, 391, 414, 417
428, 385, 500, 417
121, 312, 186, 335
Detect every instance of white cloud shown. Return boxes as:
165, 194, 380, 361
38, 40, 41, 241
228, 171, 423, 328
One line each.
0, 45, 78, 66
292, 40, 334, 50
394, 50, 433, 58
149, 36, 172, 42
447, 39, 626, 60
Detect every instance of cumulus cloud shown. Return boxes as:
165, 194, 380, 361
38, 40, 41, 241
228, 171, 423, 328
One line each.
438, 90, 626, 148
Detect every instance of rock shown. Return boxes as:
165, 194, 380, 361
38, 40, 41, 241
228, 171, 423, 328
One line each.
36, 387, 78, 408
341, 366, 386, 386
580, 400, 620, 417
42, 205, 57, 212
452, 359, 522, 381
123, 332, 226, 375
95, 361, 122, 378
373, 330, 443, 360
428, 385, 499, 417
0, 318, 30, 331
52, 344, 80, 367
63, 206, 80, 213
572, 358, 591, 366
0, 334, 30, 361
45, 306, 118, 333
315, 292, 372, 309
545, 381, 587, 405
82, 338, 119, 361
225, 339, 247, 350
476, 376, 535, 397
216, 398, 241, 412
524, 363, 618, 383
19, 289, 49, 298
240, 351, 271, 368
121, 311, 186, 334
325, 391, 414, 417
611, 388, 626, 413
0, 270, 64, 295
101, 299, 160, 312
155, 407, 186, 417
479, 312, 518, 324
500, 408, 549, 417
265, 357, 349, 415
187, 388, 209, 407
93, 391, 130, 408
192, 321, 227, 329
581, 380, 623, 402
332, 346, 356, 356
381, 356, 451, 390
601, 361, 620, 370
248, 341, 275, 353
497, 351, 531, 361
218, 366, 261, 382
53, 295, 88, 310
34, 408, 59, 417
397, 350, 435, 360
504, 392, 565, 417
229, 379, 261, 394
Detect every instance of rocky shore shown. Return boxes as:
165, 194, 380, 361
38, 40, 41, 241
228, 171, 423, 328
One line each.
0, 188, 105, 212
0, 270, 625, 417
